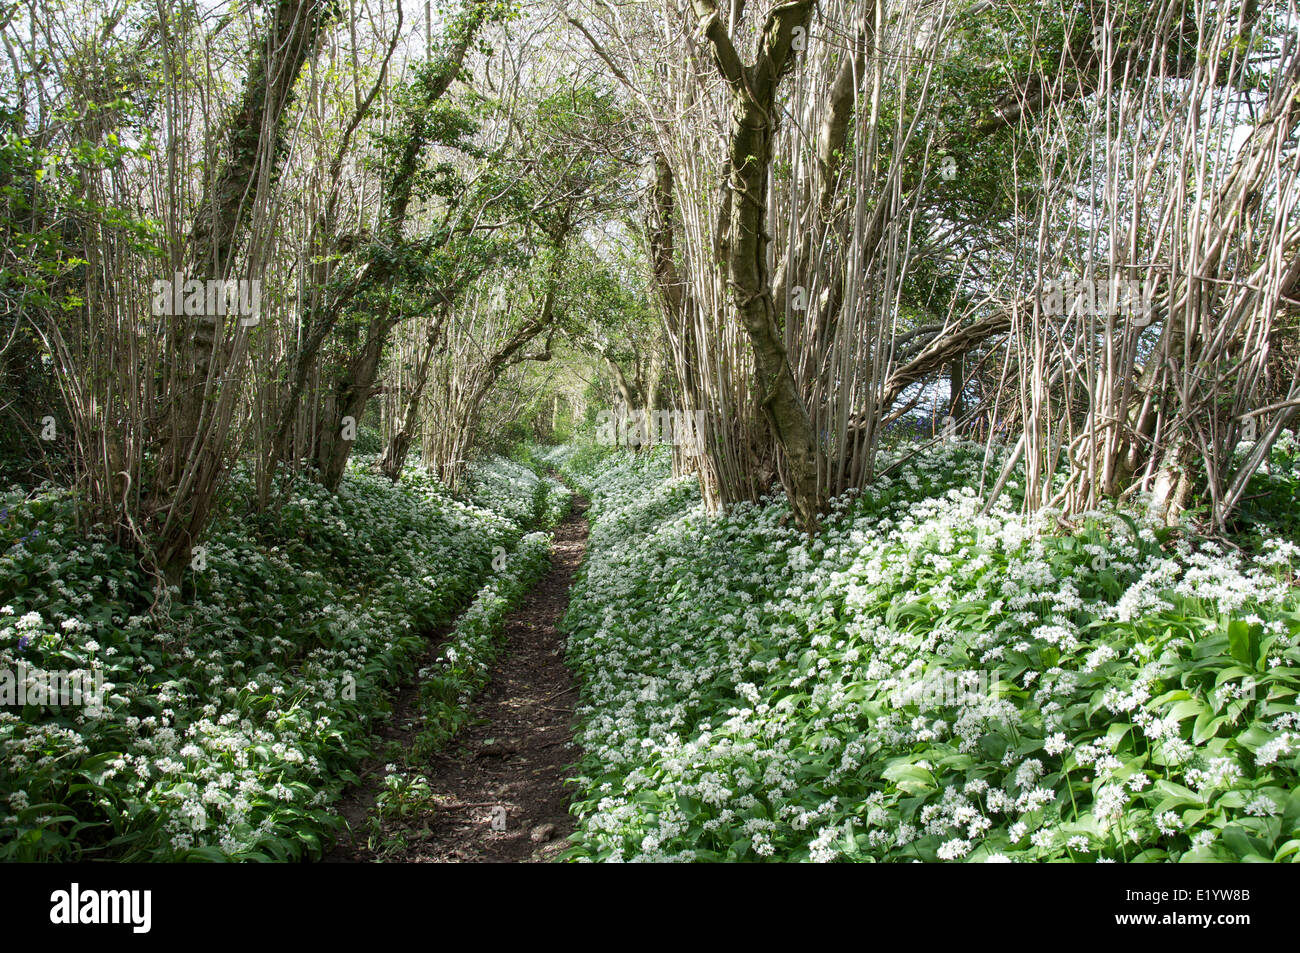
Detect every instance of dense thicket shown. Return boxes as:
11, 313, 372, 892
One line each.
1, 0, 1298, 863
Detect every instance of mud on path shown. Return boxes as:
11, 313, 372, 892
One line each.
324, 494, 589, 863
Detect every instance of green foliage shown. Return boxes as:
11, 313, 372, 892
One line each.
550, 440, 1300, 862
0, 100, 159, 486
351, 425, 384, 455
0, 455, 547, 861
1200, 432, 1300, 552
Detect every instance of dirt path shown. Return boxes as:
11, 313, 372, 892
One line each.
324, 493, 588, 863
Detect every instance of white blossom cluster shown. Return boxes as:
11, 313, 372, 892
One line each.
557, 441, 1300, 862
1, 455, 563, 860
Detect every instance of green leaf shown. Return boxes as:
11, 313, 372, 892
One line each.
1221, 825, 1267, 860
1227, 618, 1260, 669
1192, 710, 1227, 745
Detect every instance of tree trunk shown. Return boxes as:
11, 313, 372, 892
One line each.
379, 312, 446, 480
691, 0, 824, 531
153, 0, 337, 579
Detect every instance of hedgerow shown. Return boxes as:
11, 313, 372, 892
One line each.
556, 443, 1300, 862
0, 455, 564, 861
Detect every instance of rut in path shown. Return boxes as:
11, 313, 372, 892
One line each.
325, 494, 589, 863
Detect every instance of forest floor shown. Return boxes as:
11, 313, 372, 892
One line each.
324, 493, 589, 863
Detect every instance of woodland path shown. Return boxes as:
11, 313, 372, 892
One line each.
324, 493, 589, 863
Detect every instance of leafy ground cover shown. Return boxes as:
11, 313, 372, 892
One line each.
550, 441, 1300, 862
0, 455, 566, 861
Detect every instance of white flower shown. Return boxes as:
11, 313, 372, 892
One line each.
937, 838, 972, 860
1043, 733, 1071, 756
